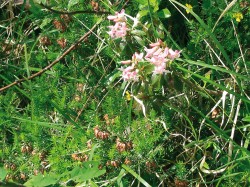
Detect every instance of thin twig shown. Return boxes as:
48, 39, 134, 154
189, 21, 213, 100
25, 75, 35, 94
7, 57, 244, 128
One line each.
40, 3, 110, 15
0, 22, 100, 92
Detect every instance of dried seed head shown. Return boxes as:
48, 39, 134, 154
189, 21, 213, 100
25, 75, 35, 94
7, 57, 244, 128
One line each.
110, 160, 119, 167
116, 138, 133, 152
94, 126, 109, 139
76, 83, 84, 92
106, 160, 111, 166
174, 179, 188, 187
116, 142, 126, 152
74, 95, 81, 101
103, 114, 109, 121
87, 140, 92, 149
57, 38, 67, 49
20, 173, 27, 180
5, 174, 12, 181
4, 163, 9, 169
60, 14, 72, 23
71, 153, 79, 161
39, 151, 47, 160
79, 154, 88, 162
145, 161, 157, 173
53, 20, 66, 32
126, 141, 133, 150
39, 36, 52, 46
21, 145, 27, 153
98, 164, 103, 170
91, 1, 99, 11
94, 126, 100, 137
33, 169, 39, 176
104, 114, 110, 125
10, 164, 16, 170
124, 158, 131, 165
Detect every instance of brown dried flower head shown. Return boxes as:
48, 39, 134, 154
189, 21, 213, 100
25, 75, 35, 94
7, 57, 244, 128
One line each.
57, 38, 67, 49
93, 126, 109, 140
53, 19, 66, 32
87, 139, 92, 149
60, 14, 72, 23
116, 138, 133, 152
91, 1, 99, 11
39, 36, 52, 46
106, 160, 119, 167
124, 158, 132, 165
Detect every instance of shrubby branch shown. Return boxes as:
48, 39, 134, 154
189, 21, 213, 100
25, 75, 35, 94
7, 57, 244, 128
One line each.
0, 22, 100, 92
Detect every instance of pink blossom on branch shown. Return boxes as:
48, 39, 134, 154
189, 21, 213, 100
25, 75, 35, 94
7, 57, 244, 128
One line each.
119, 52, 144, 81
107, 9, 127, 22
107, 9, 129, 39
144, 41, 180, 75
167, 48, 181, 60
107, 22, 128, 39
120, 66, 139, 82
153, 63, 167, 75
149, 40, 163, 47
132, 52, 144, 62
121, 60, 132, 65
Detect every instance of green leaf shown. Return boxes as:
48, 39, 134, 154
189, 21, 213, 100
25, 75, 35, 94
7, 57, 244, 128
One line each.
203, 161, 210, 169
122, 164, 151, 187
104, 69, 121, 86
24, 174, 58, 187
142, 64, 154, 75
179, 59, 248, 80
0, 167, 7, 181
40, 18, 52, 29
148, 0, 159, 12
133, 36, 145, 46
70, 161, 106, 182
116, 169, 126, 186
157, 8, 171, 18
134, 0, 148, 5
68, 0, 79, 9
151, 74, 162, 91
243, 116, 250, 122
131, 30, 146, 36
137, 10, 149, 18
202, 0, 211, 9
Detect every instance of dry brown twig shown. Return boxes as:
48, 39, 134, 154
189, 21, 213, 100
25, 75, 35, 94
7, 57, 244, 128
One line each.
39, 3, 110, 15
0, 22, 100, 92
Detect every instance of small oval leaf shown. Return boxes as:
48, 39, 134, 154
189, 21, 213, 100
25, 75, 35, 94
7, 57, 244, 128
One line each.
158, 8, 171, 19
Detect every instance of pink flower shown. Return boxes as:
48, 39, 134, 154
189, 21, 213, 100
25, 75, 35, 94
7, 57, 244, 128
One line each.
121, 60, 132, 64
107, 22, 128, 39
121, 66, 139, 81
148, 56, 167, 66
168, 49, 180, 60
107, 9, 126, 22
144, 41, 181, 75
144, 46, 159, 58
153, 63, 167, 74
149, 39, 163, 47
107, 9, 128, 39
132, 52, 144, 62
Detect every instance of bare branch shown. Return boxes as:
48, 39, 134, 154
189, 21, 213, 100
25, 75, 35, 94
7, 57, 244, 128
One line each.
40, 3, 110, 15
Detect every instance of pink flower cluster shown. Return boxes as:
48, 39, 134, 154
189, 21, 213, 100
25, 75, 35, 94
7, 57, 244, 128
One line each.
144, 40, 180, 74
120, 40, 181, 81
120, 52, 143, 82
107, 9, 128, 39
